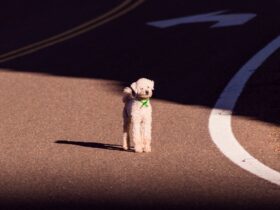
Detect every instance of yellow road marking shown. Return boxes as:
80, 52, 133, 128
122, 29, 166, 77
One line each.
0, 0, 145, 63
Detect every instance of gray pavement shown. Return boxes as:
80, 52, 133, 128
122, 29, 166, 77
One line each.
0, 71, 279, 210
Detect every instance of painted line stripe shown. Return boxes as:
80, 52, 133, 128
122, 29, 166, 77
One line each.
209, 35, 280, 186
0, 0, 145, 63
0, 0, 132, 59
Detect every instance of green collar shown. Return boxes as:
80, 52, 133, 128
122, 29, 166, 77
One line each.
140, 99, 149, 108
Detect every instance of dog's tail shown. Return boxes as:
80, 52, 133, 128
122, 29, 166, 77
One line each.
122, 87, 134, 103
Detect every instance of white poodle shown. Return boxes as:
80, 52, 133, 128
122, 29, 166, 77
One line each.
122, 78, 154, 153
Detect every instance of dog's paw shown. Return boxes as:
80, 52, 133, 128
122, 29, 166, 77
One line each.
143, 145, 151, 153
135, 146, 144, 153
123, 141, 130, 151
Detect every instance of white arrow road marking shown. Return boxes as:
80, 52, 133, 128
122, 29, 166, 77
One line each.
209, 35, 280, 186
147, 10, 256, 28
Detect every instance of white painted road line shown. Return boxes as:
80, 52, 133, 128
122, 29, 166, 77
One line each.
147, 10, 256, 29
209, 35, 280, 186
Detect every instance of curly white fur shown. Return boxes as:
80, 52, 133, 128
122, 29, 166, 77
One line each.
122, 78, 154, 153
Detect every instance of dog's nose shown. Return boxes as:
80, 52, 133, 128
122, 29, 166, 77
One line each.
145, 90, 149, 95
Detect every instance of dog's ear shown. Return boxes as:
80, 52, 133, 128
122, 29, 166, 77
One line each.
151, 80, 154, 90
130, 82, 138, 94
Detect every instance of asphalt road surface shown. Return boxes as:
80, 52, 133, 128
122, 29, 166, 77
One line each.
0, 1, 280, 209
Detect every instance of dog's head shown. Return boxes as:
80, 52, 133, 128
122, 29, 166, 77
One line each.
130, 78, 154, 99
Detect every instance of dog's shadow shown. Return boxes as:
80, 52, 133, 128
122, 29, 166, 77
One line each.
55, 140, 134, 152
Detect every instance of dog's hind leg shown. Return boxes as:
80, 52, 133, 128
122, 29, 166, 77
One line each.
123, 123, 130, 151
123, 111, 130, 150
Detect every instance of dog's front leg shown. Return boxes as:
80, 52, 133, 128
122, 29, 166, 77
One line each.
143, 117, 152, 153
131, 116, 143, 153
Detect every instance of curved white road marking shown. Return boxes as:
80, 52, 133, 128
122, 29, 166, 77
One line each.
209, 35, 280, 186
